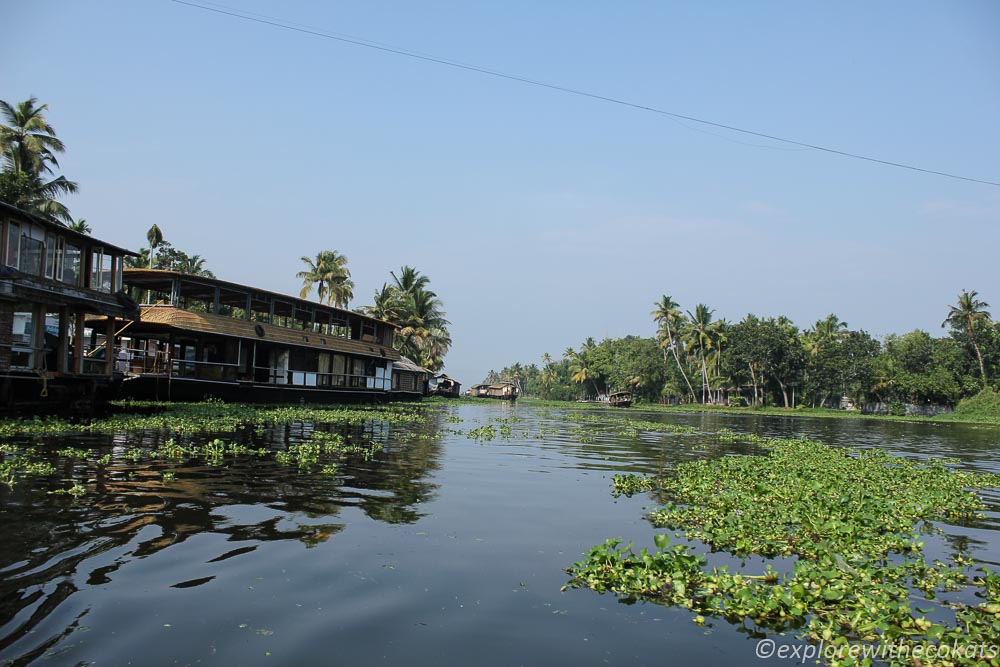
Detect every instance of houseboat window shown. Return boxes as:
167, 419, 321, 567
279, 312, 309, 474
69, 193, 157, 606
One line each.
10, 303, 34, 369
19, 225, 45, 276
90, 248, 103, 291
62, 243, 82, 285
100, 252, 113, 293
114, 256, 123, 292
44, 233, 57, 279
361, 321, 377, 341
5, 221, 20, 267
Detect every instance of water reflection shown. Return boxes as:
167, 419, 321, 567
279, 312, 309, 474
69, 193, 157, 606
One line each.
0, 415, 443, 664
0, 404, 997, 666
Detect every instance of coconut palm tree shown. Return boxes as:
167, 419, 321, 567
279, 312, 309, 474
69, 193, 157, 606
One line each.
0, 97, 78, 222
297, 250, 354, 308
943, 289, 991, 384
146, 224, 163, 269
652, 295, 697, 403
67, 218, 91, 234
682, 303, 718, 403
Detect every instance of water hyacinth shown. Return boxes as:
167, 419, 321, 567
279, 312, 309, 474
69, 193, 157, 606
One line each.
567, 432, 1000, 666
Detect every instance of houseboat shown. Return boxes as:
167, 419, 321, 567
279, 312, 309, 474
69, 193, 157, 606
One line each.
113, 269, 402, 403
0, 201, 139, 411
466, 381, 518, 401
608, 391, 633, 407
391, 356, 431, 399
431, 374, 461, 398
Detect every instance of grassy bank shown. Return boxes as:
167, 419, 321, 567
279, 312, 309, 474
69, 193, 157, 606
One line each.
506, 396, 1000, 427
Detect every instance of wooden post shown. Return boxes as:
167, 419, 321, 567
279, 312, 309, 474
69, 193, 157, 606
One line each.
57, 306, 69, 374
32, 304, 45, 371
74, 308, 85, 374
105, 317, 115, 375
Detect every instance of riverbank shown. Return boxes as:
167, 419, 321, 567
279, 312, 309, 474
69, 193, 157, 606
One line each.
469, 396, 1000, 427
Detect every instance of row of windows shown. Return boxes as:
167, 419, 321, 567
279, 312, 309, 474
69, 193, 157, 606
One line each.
5, 220, 123, 293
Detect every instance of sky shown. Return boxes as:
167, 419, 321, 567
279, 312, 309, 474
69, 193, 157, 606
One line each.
3, 0, 999, 386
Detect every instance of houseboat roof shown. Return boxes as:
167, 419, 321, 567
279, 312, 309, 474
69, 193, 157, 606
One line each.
124, 269, 396, 327
129, 305, 402, 360
394, 357, 431, 374
0, 200, 140, 257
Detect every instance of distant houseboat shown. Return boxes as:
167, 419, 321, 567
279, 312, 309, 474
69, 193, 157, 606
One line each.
431, 374, 461, 398
114, 269, 401, 403
0, 201, 139, 411
609, 391, 633, 407
467, 381, 518, 401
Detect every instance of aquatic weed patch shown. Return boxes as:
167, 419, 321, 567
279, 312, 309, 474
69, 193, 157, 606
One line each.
567, 433, 1000, 665
0, 400, 426, 438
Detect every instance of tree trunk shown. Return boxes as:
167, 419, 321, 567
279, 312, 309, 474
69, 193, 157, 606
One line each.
748, 363, 759, 405
778, 380, 790, 408
972, 339, 988, 385
666, 324, 697, 403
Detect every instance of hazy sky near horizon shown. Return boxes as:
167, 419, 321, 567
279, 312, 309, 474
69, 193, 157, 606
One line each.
4, 1, 999, 386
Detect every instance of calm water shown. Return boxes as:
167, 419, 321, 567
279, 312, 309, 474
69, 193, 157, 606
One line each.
1, 404, 999, 666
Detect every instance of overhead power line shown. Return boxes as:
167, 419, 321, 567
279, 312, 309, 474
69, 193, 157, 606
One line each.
171, 0, 999, 188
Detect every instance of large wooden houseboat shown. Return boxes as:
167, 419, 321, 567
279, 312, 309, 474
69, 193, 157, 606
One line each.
114, 269, 402, 402
0, 201, 139, 411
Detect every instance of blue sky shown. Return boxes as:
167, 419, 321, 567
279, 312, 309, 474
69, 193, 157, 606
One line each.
4, 1, 999, 386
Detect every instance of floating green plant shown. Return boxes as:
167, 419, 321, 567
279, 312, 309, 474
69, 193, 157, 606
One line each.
567, 433, 1000, 666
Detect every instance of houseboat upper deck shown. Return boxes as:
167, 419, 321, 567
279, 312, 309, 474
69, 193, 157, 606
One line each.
116, 269, 402, 402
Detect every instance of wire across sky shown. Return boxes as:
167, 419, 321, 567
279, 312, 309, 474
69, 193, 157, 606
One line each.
172, 0, 999, 188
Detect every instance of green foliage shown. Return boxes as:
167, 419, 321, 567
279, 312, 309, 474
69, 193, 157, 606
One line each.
360, 266, 451, 372
567, 432, 1000, 664
953, 388, 1000, 419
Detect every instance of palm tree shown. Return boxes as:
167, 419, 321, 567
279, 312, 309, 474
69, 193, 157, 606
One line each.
297, 250, 354, 308
67, 218, 91, 234
943, 289, 991, 384
146, 224, 163, 269
652, 295, 697, 403
177, 253, 207, 276
682, 304, 718, 403
0, 97, 78, 222
362, 283, 402, 322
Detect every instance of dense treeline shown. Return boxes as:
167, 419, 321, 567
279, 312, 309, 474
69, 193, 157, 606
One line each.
486, 291, 997, 409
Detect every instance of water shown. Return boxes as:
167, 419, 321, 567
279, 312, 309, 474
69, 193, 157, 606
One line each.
1, 404, 998, 666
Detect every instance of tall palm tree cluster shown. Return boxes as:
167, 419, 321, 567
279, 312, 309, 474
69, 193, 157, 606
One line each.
493, 290, 997, 408
0, 97, 79, 224
362, 266, 451, 373
297, 250, 354, 309
297, 256, 451, 372
124, 224, 214, 277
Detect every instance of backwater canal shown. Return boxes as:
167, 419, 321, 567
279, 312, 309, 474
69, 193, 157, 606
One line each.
1, 402, 998, 666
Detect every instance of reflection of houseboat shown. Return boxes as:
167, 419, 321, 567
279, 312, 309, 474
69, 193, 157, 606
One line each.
115, 269, 401, 402
431, 374, 461, 397
0, 201, 139, 410
467, 381, 519, 401
609, 391, 633, 408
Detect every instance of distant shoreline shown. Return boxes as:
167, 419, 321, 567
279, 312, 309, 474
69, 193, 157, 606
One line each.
437, 395, 1000, 427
